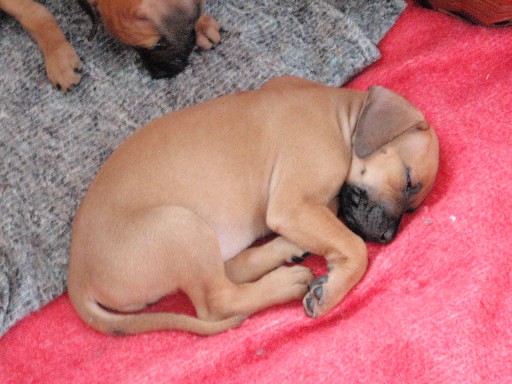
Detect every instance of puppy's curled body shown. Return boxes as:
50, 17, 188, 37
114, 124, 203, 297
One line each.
68, 76, 439, 335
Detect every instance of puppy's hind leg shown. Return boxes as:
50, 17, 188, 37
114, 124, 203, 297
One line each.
70, 206, 313, 335
120, 207, 314, 328
224, 236, 311, 284
174, 220, 314, 324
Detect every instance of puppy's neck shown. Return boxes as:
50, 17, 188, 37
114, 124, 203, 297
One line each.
334, 89, 367, 155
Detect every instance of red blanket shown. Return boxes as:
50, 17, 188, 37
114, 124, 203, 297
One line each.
1, 3, 511, 383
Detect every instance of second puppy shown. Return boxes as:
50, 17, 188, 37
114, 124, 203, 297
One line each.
78, 0, 221, 78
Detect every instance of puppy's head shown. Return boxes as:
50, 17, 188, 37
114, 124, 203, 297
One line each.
339, 86, 439, 243
79, 0, 201, 78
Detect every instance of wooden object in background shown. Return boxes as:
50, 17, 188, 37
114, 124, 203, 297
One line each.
418, 0, 512, 25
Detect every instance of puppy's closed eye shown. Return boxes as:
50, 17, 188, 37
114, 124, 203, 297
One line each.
404, 167, 422, 198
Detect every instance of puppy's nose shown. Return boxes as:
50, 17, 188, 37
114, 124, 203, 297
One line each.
380, 227, 397, 243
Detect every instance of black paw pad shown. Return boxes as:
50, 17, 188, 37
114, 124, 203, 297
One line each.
309, 275, 328, 289
305, 296, 315, 314
312, 285, 324, 305
303, 275, 328, 318
291, 252, 311, 264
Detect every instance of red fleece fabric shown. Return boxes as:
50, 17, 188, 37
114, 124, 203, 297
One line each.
1, 2, 511, 383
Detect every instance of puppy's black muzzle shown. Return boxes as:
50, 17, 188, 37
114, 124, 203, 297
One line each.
135, 3, 200, 79
135, 33, 196, 79
77, 0, 199, 79
338, 183, 402, 243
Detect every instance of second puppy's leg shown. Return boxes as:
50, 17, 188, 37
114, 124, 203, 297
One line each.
1, 0, 82, 90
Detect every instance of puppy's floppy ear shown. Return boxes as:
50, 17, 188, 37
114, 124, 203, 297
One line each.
353, 86, 428, 158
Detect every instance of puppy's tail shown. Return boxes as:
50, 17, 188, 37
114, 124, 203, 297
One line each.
69, 292, 246, 336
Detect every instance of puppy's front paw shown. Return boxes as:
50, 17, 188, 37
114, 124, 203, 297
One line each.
195, 15, 221, 50
303, 275, 330, 318
44, 42, 82, 92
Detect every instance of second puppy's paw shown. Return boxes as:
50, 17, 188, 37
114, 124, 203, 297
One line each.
45, 42, 82, 92
195, 15, 221, 50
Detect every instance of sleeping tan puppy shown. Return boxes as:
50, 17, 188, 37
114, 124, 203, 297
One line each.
78, 0, 221, 78
68, 76, 439, 335
0, 0, 82, 91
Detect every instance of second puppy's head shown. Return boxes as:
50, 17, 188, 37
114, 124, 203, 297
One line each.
79, 0, 201, 78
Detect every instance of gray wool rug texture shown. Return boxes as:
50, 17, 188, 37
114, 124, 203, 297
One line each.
0, 0, 406, 336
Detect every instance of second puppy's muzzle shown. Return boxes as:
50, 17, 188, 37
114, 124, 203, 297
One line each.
136, 5, 200, 79
135, 33, 195, 79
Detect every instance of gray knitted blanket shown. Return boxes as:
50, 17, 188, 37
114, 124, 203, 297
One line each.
0, 0, 405, 336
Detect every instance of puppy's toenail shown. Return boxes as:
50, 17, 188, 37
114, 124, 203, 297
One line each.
306, 297, 314, 313
313, 286, 323, 304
